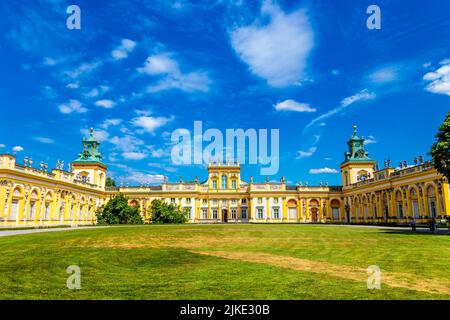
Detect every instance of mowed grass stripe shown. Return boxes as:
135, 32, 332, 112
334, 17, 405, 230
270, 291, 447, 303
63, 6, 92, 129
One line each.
0, 224, 449, 299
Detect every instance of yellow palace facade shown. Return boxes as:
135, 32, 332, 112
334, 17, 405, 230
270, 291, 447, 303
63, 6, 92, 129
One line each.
0, 127, 448, 227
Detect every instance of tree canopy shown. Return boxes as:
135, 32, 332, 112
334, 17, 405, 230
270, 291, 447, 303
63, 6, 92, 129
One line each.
430, 111, 450, 180
96, 193, 143, 224
149, 199, 189, 224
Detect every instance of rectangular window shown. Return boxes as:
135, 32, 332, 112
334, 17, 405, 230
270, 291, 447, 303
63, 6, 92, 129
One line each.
185, 207, 192, 219
170, 198, 176, 204
257, 208, 263, 219
257, 198, 263, 204
232, 180, 237, 189
241, 208, 247, 219
78, 206, 83, 220
332, 207, 340, 220
241, 198, 247, 204
288, 207, 297, 220
273, 198, 279, 204
11, 200, 18, 220
202, 199, 207, 205
202, 209, 208, 219
231, 199, 237, 205
212, 180, 217, 189
212, 209, 218, 219
186, 198, 191, 204
273, 208, 279, 219
231, 209, 237, 219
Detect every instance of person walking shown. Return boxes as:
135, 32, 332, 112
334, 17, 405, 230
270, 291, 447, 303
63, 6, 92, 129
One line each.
411, 218, 416, 232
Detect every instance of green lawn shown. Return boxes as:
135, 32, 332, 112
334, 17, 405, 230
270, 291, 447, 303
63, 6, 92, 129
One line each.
0, 224, 449, 300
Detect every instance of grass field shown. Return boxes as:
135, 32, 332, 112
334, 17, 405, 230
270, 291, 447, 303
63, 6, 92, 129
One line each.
0, 224, 449, 300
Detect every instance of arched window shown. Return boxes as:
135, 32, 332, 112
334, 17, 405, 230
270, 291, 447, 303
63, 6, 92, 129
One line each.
221, 175, 228, 189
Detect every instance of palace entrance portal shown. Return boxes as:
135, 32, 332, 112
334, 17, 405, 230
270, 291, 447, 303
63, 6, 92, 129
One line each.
222, 209, 228, 223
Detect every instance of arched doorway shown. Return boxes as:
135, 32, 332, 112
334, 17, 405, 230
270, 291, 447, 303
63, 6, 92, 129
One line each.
309, 199, 319, 223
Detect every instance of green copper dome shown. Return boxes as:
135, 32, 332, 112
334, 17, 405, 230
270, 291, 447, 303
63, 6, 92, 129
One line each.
342, 125, 374, 163
73, 128, 104, 164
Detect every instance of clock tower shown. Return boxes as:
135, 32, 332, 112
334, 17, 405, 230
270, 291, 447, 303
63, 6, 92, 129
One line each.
340, 125, 376, 187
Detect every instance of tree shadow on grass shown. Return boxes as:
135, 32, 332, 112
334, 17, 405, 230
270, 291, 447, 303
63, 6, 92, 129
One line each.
378, 229, 450, 237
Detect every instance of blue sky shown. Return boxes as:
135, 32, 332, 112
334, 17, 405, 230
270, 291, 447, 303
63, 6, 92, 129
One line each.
0, 0, 449, 186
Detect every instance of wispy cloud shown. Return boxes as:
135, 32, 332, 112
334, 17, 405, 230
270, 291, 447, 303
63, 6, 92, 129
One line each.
274, 99, 316, 113
230, 0, 313, 87
34, 137, 55, 144
12, 146, 24, 152
365, 135, 377, 144
297, 146, 317, 159
306, 89, 376, 129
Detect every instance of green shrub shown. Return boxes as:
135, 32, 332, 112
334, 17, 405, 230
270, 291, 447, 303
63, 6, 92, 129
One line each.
149, 199, 189, 224
96, 193, 143, 225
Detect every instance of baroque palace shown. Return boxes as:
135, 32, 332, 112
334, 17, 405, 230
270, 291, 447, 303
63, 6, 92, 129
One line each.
0, 127, 448, 227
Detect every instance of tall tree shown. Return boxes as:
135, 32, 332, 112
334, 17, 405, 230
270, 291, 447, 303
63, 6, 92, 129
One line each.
430, 111, 450, 180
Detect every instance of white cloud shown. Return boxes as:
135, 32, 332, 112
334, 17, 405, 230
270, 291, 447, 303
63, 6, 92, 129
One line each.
423, 61, 450, 96
12, 146, 24, 152
331, 69, 340, 76
309, 167, 338, 174
122, 152, 147, 160
42, 57, 58, 66
95, 99, 115, 109
367, 66, 399, 84
274, 99, 316, 113
297, 146, 317, 159
111, 38, 137, 60
137, 54, 179, 75
151, 149, 165, 158
109, 135, 144, 153
58, 99, 87, 114
34, 137, 55, 144
365, 135, 377, 145
113, 164, 165, 184
66, 83, 79, 89
138, 53, 211, 93
230, 0, 313, 87
131, 116, 172, 133
0, 144, 6, 148
306, 89, 376, 129
100, 118, 122, 129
